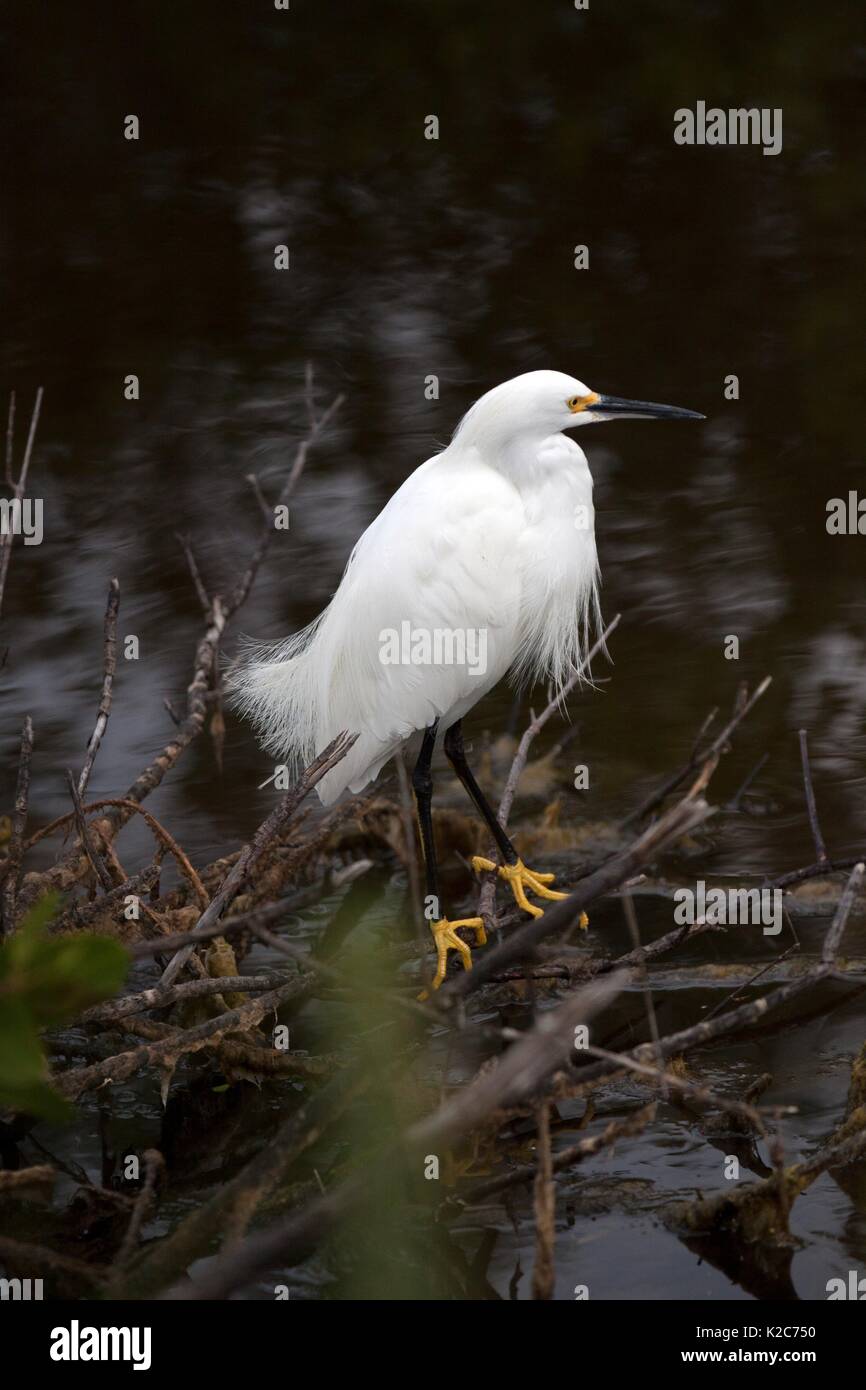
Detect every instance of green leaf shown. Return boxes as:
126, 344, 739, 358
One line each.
0, 891, 61, 978
18, 935, 129, 1026
1, 895, 128, 1024
0, 894, 129, 1122
0, 998, 71, 1123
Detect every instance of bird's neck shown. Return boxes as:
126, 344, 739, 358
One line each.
467, 429, 577, 490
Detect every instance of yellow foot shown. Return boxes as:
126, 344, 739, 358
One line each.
419, 916, 488, 997
472, 855, 589, 929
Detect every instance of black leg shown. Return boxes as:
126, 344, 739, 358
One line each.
443, 719, 518, 865
411, 719, 440, 910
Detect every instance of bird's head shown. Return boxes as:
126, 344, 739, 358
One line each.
454, 370, 704, 450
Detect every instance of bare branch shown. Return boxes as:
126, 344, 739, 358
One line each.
175, 533, 211, 614
226, 383, 343, 616
798, 728, 828, 864
622, 675, 772, 827
65, 769, 114, 892
78, 578, 120, 797
822, 862, 864, 965
159, 730, 358, 987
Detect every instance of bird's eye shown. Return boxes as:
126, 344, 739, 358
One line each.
567, 395, 580, 409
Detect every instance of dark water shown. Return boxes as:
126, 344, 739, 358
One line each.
3, 0, 866, 1299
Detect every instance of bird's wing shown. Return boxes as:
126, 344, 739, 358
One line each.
227, 449, 526, 801
313, 451, 525, 781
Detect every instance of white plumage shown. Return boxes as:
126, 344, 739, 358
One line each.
228, 369, 701, 803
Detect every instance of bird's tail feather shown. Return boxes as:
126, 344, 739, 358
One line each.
225, 616, 326, 776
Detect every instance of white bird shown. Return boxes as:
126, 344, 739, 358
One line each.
229, 369, 703, 988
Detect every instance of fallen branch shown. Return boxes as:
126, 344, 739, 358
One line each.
119, 1057, 371, 1298
455, 1104, 657, 1207
56, 977, 310, 1102
164, 971, 627, 1299
0, 1164, 56, 1200
79, 974, 278, 1025
126, 858, 372, 959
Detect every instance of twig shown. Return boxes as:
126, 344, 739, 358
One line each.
163, 697, 182, 727
456, 1105, 657, 1206
79, 974, 278, 1024
822, 862, 864, 965
798, 729, 828, 864
31, 795, 208, 911
14, 379, 342, 915
126, 860, 373, 959
175, 534, 211, 614
163, 972, 627, 1299
621, 676, 772, 827
531, 1100, 555, 1300
621, 889, 664, 1092
584, 1047, 787, 1141
113, 1149, 165, 1271
446, 794, 713, 1000
57, 977, 310, 1101
726, 752, 768, 811
226, 383, 343, 615
78, 578, 120, 797
304, 360, 318, 427
560, 889, 863, 1100
244, 474, 272, 524
118, 1057, 372, 1298
701, 943, 799, 1024
159, 730, 357, 987
767, 856, 866, 891
500, 614, 621, 826
56, 859, 164, 932
65, 770, 114, 892
689, 706, 718, 759
14, 594, 229, 916
249, 921, 441, 1029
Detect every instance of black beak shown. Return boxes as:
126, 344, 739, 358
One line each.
595, 394, 705, 422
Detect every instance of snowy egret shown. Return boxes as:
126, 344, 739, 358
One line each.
229, 370, 703, 988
